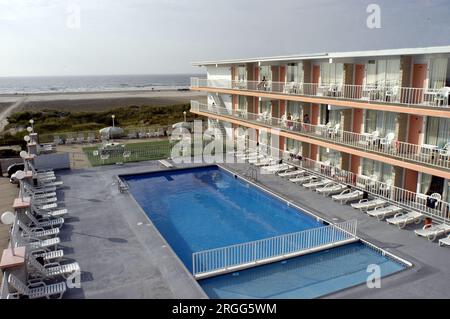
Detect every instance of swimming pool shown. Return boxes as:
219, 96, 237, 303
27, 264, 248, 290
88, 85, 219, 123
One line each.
123, 166, 324, 270
122, 165, 407, 298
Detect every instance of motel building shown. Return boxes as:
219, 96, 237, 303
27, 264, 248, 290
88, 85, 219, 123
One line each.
190, 46, 450, 213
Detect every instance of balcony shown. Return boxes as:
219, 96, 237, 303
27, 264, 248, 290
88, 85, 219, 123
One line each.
190, 101, 450, 176
190, 78, 450, 115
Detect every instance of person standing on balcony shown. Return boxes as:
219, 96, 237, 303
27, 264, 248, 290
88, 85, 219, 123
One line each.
257, 76, 267, 90
287, 113, 293, 130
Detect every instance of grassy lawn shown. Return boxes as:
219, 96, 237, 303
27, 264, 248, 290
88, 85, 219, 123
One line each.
83, 140, 172, 166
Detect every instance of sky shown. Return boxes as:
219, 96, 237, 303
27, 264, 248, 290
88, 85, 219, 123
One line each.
0, 0, 449, 76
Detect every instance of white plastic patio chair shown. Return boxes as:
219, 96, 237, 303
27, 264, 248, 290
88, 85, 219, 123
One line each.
380, 132, 395, 150
415, 223, 450, 241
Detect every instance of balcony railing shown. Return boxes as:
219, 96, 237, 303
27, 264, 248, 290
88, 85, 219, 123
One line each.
190, 101, 450, 171
190, 77, 450, 109
223, 137, 450, 224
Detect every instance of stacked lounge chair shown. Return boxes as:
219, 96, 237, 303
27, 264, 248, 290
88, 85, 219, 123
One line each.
6, 166, 80, 299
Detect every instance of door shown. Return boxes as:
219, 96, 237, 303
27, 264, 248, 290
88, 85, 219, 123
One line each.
354, 64, 365, 98
412, 64, 427, 104
312, 65, 320, 95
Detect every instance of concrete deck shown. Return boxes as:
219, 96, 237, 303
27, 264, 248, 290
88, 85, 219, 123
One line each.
54, 159, 450, 298
57, 162, 206, 298
223, 162, 450, 299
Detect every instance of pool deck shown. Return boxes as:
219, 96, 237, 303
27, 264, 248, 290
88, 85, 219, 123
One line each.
56, 159, 450, 299
57, 161, 207, 299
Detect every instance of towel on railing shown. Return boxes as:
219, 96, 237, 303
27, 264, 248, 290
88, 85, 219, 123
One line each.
427, 197, 438, 209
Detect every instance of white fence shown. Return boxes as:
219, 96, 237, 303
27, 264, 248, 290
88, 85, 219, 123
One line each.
192, 219, 357, 278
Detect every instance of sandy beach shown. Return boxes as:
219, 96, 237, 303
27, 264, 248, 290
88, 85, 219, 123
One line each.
0, 89, 206, 133
0, 89, 206, 113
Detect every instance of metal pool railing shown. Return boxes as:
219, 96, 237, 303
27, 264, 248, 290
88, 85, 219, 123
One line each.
192, 219, 357, 279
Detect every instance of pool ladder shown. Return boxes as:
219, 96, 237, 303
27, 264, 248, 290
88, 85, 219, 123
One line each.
243, 166, 258, 181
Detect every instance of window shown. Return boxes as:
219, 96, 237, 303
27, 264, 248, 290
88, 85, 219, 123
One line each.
425, 117, 450, 148
428, 58, 448, 89
259, 100, 271, 114
286, 101, 301, 120
286, 63, 303, 83
319, 147, 341, 166
319, 105, 341, 125
362, 159, 394, 183
237, 66, 247, 82
364, 110, 397, 136
365, 58, 400, 87
320, 63, 343, 86
238, 96, 247, 111
377, 58, 400, 87
286, 138, 301, 153
259, 66, 272, 81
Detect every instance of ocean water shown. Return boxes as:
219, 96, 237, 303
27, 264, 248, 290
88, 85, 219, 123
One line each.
0, 74, 202, 94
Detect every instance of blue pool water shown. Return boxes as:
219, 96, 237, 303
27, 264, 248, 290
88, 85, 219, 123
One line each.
123, 166, 324, 270
123, 166, 407, 298
199, 242, 406, 299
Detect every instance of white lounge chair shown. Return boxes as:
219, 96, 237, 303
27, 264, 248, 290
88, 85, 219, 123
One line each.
31, 204, 68, 219
439, 235, 450, 247
289, 174, 317, 184
253, 158, 277, 167
29, 192, 57, 200
34, 202, 59, 211
332, 189, 364, 204
17, 219, 60, 239
316, 183, 347, 196
367, 205, 403, 221
303, 178, 332, 190
24, 237, 61, 251
351, 198, 387, 212
27, 254, 80, 279
414, 223, 450, 241
31, 249, 65, 262
32, 197, 58, 205
25, 211, 64, 229
386, 211, 424, 229
261, 163, 292, 173
7, 274, 66, 299
37, 180, 63, 188
277, 169, 305, 178
24, 184, 57, 194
